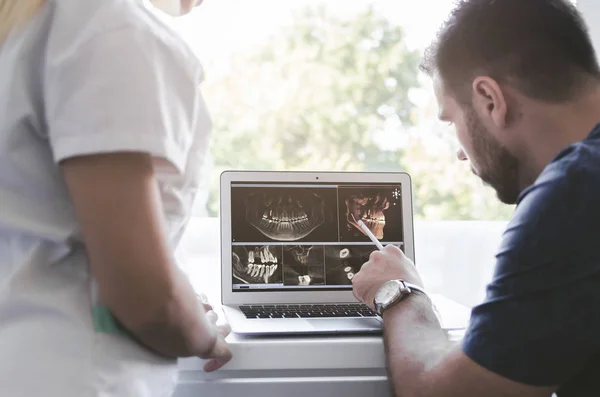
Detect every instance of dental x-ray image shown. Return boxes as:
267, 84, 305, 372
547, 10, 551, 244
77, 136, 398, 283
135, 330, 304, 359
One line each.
337, 185, 403, 242
282, 245, 325, 286
324, 245, 377, 285
231, 187, 339, 243
232, 245, 283, 285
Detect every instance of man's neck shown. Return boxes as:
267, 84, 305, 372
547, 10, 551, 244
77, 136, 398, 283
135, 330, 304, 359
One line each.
517, 85, 600, 186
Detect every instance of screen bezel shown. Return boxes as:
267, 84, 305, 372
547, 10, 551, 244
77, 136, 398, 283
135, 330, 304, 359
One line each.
220, 171, 415, 305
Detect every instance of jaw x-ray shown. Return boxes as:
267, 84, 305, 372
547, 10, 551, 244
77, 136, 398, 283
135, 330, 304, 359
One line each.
282, 245, 325, 286
231, 187, 339, 243
232, 245, 283, 284
245, 191, 325, 241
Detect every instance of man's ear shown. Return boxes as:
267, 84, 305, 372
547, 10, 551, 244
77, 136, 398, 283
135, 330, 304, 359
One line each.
472, 77, 507, 128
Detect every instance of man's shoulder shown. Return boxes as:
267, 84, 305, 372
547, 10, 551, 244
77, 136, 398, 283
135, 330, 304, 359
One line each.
498, 138, 600, 270
463, 130, 600, 390
518, 138, 600, 216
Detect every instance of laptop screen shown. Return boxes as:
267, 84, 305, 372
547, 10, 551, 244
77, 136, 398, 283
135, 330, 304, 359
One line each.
230, 181, 404, 291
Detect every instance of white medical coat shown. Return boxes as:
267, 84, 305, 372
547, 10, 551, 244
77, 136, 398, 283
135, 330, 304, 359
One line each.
0, 0, 211, 395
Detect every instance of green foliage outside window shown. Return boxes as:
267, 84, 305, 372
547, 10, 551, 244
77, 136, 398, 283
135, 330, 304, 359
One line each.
201, 6, 514, 220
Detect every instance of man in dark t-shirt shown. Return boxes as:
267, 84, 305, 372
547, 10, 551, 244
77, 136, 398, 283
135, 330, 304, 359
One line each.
351, 1, 600, 397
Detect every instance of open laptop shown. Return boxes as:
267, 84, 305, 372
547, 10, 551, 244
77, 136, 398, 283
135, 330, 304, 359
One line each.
220, 170, 422, 335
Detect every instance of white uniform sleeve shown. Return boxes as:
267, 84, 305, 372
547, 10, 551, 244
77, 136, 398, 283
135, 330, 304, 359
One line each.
44, 26, 204, 173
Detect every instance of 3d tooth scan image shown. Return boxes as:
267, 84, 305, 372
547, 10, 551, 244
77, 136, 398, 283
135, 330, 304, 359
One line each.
232, 245, 283, 284
231, 187, 339, 243
338, 186, 404, 242
282, 245, 325, 286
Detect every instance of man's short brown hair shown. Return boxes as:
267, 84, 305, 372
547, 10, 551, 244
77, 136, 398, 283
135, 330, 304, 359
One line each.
421, 0, 600, 104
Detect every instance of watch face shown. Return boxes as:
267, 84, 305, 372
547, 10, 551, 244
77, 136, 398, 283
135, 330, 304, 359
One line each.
375, 280, 400, 304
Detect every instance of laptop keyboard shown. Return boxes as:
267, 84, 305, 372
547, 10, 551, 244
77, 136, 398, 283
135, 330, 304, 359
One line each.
239, 304, 377, 319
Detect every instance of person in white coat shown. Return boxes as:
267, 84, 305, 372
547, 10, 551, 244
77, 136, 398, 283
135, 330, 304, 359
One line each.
0, 0, 231, 396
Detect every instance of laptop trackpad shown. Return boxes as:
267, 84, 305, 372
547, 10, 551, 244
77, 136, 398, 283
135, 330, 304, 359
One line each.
307, 318, 383, 333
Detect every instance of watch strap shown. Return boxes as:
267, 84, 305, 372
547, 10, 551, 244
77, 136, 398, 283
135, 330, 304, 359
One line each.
402, 281, 426, 296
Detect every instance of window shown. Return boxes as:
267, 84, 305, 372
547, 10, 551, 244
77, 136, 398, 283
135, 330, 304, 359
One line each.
172, 0, 578, 306
176, 0, 517, 221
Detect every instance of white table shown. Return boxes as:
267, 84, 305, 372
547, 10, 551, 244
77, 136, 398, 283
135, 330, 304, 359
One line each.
174, 295, 468, 397
176, 334, 392, 397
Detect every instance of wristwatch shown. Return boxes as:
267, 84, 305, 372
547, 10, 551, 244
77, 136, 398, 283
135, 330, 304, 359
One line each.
373, 279, 427, 316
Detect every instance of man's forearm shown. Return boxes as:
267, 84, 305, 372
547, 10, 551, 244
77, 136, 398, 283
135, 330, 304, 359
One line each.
382, 294, 454, 397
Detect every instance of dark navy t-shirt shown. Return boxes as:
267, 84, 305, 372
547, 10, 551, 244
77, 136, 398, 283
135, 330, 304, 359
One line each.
462, 123, 600, 396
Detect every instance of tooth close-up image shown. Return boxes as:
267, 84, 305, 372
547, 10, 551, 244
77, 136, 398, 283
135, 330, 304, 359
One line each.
245, 190, 326, 241
339, 248, 350, 258
282, 245, 325, 286
324, 245, 378, 286
287, 245, 314, 265
232, 245, 283, 284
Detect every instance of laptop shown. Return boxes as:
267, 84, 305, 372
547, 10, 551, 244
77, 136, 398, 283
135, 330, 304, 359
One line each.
219, 170, 424, 335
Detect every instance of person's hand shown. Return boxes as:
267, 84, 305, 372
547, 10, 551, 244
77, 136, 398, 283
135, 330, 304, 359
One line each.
352, 244, 424, 310
196, 292, 233, 372
197, 292, 220, 326
202, 310, 233, 373
200, 327, 233, 372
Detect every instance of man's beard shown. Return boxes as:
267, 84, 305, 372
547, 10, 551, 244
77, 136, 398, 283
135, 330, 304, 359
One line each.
465, 108, 521, 205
